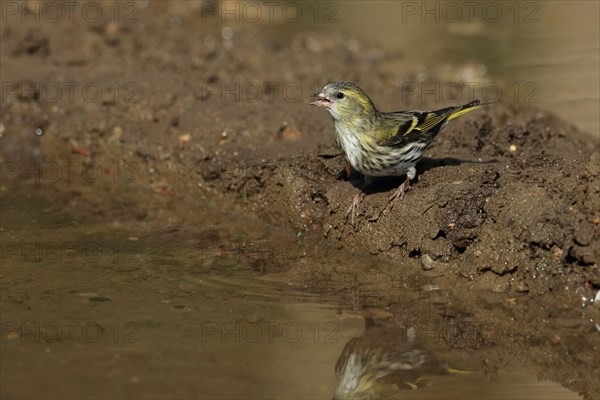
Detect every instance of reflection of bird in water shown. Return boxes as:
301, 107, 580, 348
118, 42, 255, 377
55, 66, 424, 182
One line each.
333, 319, 471, 399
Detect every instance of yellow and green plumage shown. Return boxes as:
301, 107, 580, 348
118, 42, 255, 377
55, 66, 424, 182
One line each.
311, 81, 487, 223
333, 322, 473, 399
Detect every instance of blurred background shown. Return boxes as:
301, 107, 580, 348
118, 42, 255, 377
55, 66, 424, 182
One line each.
191, 0, 599, 136
2, 0, 598, 139
337, 1, 599, 136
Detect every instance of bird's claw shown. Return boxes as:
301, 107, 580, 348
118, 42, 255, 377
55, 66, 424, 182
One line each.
387, 179, 411, 211
346, 191, 365, 225
346, 179, 410, 225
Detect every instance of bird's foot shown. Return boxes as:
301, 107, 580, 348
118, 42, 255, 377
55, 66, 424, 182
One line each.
346, 190, 366, 225
387, 179, 411, 211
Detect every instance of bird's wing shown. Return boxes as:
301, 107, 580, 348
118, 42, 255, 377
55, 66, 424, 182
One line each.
377, 109, 454, 147
378, 100, 482, 147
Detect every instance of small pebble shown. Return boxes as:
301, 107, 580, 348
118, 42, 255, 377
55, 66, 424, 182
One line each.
179, 133, 191, 145
550, 245, 563, 259
513, 281, 529, 293
421, 254, 436, 271
221, 27, 233, 40
280, 126, 302, 141
104, 22, 121, 45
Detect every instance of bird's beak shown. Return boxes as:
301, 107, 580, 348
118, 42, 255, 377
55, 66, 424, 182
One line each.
310, 92, 330, 107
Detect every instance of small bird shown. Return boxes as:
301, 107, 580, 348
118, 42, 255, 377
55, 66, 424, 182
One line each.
311, 82, 487, 224
333, 321, 472, 399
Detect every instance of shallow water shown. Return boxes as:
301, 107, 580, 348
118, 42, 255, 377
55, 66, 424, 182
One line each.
1, 188, 582, 398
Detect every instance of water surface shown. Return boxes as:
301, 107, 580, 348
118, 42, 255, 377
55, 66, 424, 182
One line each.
0, 188, 582, 398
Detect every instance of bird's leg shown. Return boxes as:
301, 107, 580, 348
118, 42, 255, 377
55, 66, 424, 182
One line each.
346, 191, 365, 225
346, 176, 372, 225
388, 166, 416, 210
388, 179, 410, 204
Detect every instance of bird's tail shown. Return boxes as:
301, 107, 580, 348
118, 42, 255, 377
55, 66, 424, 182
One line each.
446, 100, 490, 121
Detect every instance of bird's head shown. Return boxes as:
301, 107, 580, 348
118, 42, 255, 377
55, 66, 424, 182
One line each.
311, 82, 376, 123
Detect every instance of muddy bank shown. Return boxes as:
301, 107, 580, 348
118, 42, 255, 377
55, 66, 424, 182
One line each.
1, 3, 599, 399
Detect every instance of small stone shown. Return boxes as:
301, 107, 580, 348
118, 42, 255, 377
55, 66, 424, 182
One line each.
221, 27, 234, 40
104, 22, 121, 45
105, 22, 119, 36
509, 144, 517, 152
179, 133, 192, 145
421, 254, 436, 271
112, 126, 123, 137
279, 125, 302, 141
513, 281, 529, 293
550, 245, 563, 259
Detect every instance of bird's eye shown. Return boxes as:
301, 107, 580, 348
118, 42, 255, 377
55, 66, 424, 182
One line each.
336, 92, 344, 99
